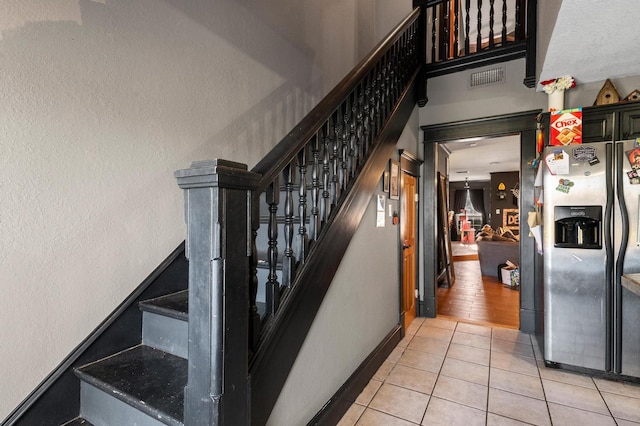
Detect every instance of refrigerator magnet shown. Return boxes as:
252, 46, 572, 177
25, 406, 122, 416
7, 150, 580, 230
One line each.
572, 146, 597, 163
545, 150, 570, 175
556, 178, 574, 194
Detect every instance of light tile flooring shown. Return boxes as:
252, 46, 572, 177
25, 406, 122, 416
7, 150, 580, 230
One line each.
338, 317, 640, 426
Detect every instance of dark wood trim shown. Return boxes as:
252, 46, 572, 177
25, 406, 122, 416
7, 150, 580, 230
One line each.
307, 325, 402, 426
421, 110, 541, 141
249, 71, 419, 426
4, 244, 188, 426
523, 0, 537, 88
424, 43, 527, 79
420, 110, 543, 334
399, 149, 422, 176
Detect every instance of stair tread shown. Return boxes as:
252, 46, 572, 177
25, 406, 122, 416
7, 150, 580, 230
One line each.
76, 345, 186, 424
139, 290, 188, 321
62, 418, 94, 426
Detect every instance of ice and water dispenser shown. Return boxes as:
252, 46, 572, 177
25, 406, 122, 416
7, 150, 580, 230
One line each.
554, 206, 602, 249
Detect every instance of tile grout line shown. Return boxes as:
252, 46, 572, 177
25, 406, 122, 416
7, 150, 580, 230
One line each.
418, 319, 459, 425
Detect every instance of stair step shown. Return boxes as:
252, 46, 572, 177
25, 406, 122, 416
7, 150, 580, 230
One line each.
139, 290, 188, 320
61, 418, 94, 426
139, 291, 188, 358
75, 345, 186, 426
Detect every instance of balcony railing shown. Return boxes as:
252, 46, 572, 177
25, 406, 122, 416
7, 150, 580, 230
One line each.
415, 0, 536, 88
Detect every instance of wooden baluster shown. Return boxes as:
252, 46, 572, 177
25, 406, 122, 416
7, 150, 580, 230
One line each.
368, 74, 377, 144
362, 79, 371, 154
376, 65, 383, 135
385, 56, 392, 115
501, 0, 507, 44
379, 61, 387, 118
249, 203, 260, 351
331, 112, 341, 205
389, 45, 398, 103
310, 134, 321, 240
297, 146, 309, 262
321, 123, 331, 223
339, 104, 348, 190
356, 86, 365, 163
430, 5, 437, 63
266, 179, 280, 314
371, 68, 379, 138
477, 0, 483, 50
515, 0, 524, 41
489, 0, 495, 49
349, 92, 358, 175
282, 161, 295, 288
443, 1, 450, 60
464, 0, 471, 54
453, 0, 459, 58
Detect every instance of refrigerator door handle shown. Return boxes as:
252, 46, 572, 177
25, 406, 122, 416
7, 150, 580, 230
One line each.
605, 143, 614, 372
614, 142, 629, 373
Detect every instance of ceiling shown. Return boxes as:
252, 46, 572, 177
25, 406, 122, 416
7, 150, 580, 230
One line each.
447, 0, 640, 183
444, 135, 520, 182
538, 0, 640, 89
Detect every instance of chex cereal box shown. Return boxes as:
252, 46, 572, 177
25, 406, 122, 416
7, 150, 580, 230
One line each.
550, 108, 582, 146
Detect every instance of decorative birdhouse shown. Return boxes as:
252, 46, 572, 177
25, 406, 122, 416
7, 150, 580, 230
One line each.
594, 79, 620, 106
624, 89, 640, 102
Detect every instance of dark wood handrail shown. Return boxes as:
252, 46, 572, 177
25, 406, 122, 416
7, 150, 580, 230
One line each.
251, 7, 420, 193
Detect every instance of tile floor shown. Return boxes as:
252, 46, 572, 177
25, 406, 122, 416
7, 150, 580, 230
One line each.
338, 317, 640, 426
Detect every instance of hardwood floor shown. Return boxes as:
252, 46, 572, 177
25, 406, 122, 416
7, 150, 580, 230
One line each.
437, 243, 520, 329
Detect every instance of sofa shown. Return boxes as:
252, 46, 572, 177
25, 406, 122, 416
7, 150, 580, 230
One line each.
476, 240, 520, 278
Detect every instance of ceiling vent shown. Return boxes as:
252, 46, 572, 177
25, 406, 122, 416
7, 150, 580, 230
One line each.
469, 66, 505, 88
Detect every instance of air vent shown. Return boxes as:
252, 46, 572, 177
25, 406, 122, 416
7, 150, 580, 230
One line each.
469, 67, 505, 88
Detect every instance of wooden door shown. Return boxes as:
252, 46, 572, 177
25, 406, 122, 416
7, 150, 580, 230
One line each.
401, 173, 418, 330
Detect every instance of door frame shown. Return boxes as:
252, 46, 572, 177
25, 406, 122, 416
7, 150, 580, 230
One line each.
419, 110, 543, 335
399, 149, 422, 331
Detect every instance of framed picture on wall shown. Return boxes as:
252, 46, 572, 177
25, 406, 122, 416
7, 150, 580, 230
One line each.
389, 160, 400, 200
383, 171, 390, 192
503, 208, 519, 232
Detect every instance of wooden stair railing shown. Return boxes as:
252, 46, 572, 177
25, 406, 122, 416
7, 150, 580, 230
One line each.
175, 7, 421, 425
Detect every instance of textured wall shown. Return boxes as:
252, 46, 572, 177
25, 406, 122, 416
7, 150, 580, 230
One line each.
0, 0, 412, 419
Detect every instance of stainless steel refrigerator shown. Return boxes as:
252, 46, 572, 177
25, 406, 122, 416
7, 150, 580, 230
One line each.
543, 139, 640, 378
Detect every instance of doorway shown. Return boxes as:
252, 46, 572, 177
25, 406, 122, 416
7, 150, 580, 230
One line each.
419, 110, 543, 335
399, 150, 421, 331
437, 137, 521, 328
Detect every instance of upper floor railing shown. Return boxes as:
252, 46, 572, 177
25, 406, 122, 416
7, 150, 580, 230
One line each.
414, 0, 536, 89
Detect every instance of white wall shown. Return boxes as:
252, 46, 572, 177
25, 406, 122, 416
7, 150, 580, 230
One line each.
0, 0, 412, 419
420, 59, 547, 126
420, 58, 640, 126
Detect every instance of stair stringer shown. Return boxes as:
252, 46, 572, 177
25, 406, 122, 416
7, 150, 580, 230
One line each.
249, 70, 419, 426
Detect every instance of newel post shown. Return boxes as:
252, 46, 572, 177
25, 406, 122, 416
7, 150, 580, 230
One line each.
175, 159, 260, 426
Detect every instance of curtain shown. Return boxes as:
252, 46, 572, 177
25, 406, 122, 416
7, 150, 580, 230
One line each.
469, 189, 486, 224
453, 190, 467, 213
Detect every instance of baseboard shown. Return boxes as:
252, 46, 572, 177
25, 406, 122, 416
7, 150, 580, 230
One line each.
307, 324, 402, 426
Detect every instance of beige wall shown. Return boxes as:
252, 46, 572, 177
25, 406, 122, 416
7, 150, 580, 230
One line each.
0, 0, 412, 419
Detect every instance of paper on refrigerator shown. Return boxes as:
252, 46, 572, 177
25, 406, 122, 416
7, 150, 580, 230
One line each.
545, 149, 569, 175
